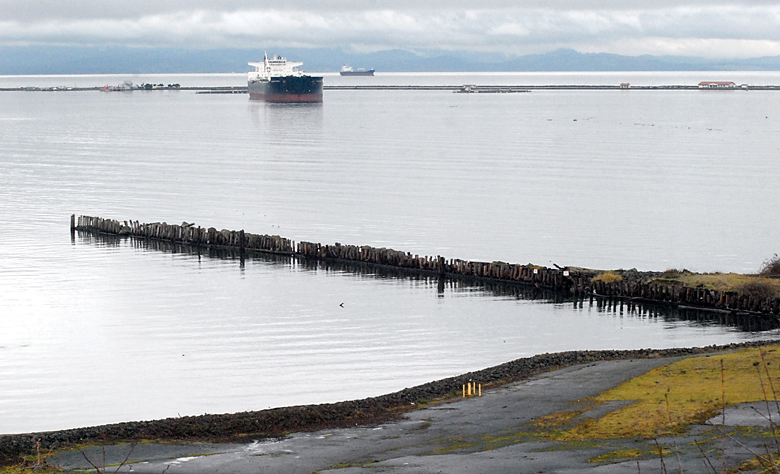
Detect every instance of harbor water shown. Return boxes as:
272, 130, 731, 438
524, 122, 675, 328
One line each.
1, 72, 780, 434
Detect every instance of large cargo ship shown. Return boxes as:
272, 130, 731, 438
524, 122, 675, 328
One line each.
340, 65, 375, 76
248, 54, 323, 102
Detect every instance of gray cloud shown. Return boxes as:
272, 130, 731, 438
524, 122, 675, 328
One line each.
2, 1, 780, 58
5, 0, 780, 19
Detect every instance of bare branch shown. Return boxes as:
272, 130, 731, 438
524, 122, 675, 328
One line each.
113, 443, 137, 474
80, 450, 105, 474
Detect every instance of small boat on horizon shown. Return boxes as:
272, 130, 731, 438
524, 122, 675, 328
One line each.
340, 65, 375, 76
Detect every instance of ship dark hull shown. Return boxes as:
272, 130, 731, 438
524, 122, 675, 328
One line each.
248, 75, 323, 102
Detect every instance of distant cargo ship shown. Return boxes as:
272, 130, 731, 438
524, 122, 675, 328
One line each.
340, 65, 375, 76
248, 54, 323, 103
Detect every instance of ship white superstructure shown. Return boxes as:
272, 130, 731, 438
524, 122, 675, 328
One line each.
248, 54, 304, 82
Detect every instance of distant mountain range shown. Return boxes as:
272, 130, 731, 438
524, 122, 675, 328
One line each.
3, 45, 780, 75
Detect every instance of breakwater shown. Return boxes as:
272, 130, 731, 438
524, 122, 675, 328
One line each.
72, 215, 780, 316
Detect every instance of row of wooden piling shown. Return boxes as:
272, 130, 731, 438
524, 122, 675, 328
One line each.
73, 215, 293, 254
583, 278, 780, 315
71, 215, 780, 315
73, 215, 570, 290
296, 241, 568, 289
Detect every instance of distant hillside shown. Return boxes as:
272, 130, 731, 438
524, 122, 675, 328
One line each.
2, 46, 780, 74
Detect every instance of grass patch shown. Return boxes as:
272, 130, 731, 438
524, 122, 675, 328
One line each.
653, 272, 780, 298
481, 431, 539, 449
736, 455, 780, 473
532, 411, 582, 430
540, 346, 780, 440
432, 443, 474, 453
732, 425, 780, 439
588, 448, 642, 463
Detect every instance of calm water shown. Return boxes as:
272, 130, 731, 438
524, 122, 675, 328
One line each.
1, 72, 780, 434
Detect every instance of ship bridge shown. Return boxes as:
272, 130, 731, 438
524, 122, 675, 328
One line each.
249, 54, 304, 81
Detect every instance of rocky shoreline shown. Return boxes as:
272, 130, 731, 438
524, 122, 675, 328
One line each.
3, 340, 779, 467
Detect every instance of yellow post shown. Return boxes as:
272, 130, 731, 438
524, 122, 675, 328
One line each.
479, 384, 482, 397
462, 384, 465, 397
467, 383, 472, 396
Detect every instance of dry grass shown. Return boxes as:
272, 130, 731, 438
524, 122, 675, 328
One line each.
592, 271, 623, 284
653, 272, 780, 298
0, 467, 60, 474
539, 346, 780, 440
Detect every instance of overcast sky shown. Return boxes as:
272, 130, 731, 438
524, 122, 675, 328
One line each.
3, 0, 780, 59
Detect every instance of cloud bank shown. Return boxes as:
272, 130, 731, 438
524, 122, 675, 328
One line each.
3, 1, 780, 59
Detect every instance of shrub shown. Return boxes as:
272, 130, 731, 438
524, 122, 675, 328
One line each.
592, 271, 623, 284
760, 254, 780, 277
740, 280, 776, 300
661, 269, 683, 279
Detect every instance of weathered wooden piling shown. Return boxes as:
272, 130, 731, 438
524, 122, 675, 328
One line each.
72, 215, 780, 316
75, 215, 294, 256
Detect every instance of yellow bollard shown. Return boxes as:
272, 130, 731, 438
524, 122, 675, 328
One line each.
462, 384, 465, 398
479, 384, 482, 397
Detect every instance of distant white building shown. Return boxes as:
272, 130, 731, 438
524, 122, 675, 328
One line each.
698, 81, 737, 89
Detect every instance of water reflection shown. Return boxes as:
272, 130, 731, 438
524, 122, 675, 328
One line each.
583, 296, 779, 332
77, 231, 780, 334
248, 100, 324, 141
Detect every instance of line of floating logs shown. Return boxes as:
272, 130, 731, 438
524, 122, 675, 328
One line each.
71, 214, 780, 316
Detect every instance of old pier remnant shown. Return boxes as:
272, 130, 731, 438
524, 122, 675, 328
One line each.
71, 215, 780, 316
74, 215, 294, 253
